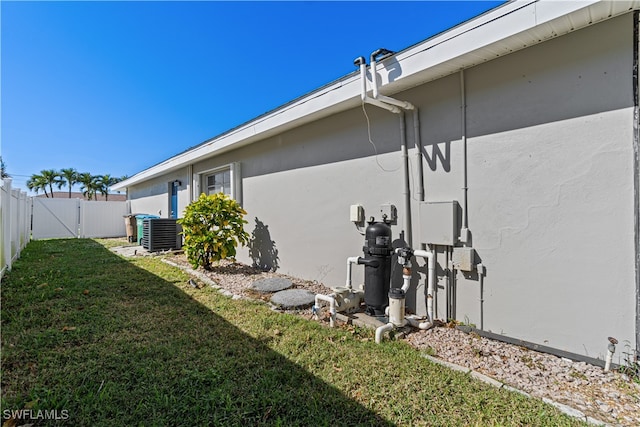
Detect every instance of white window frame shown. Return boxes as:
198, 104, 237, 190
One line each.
193, 162, 242, 204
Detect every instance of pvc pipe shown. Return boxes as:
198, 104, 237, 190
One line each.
346, 256, 360, 289
460, 70, 469, 242
414, 249, 435, 321
378, 94, 414, 110
604, 348, 614, 372
359, 61, 399, 113
400, 273, 411, 293
365, 97, 400, 114
406, 315, 434, 330
413, 109, 424, 202
371, 59, 379, 99
314, 294, 337, 328
359, 62, 368, 101
604, 340, 616, 372
399, 112, 412, 247
375, 322, 394, 344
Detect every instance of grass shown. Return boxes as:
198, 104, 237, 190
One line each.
0, 239, 586, 426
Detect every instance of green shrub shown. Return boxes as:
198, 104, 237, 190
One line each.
178, 193, 249, 270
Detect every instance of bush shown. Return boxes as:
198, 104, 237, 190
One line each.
178, 193, 249, 270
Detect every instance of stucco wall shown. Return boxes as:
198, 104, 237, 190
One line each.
128, 167, 190, 218
127, 13, 637, 360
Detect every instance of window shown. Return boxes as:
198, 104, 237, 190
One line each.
196, 163, 241, 203
206, 169, 231, 195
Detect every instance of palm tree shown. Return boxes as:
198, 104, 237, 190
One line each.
27, 173, 48, 197
0, 156, 10, 179
58, 168, 78, 198
40, 169, 63, 198
96, 174, 118, 201
77, 172, 100, 201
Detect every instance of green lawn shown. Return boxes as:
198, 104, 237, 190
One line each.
1, 239, 585, 426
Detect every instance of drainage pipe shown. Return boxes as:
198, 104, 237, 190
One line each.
414, 249, 435, 322
604, 337, 618, 372
406, 315, 434, 330
346, 256, 361, 289
375, 322, 395, 344
399, 111, 412, 247
313, 294, 337, 328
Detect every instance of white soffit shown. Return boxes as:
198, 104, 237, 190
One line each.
113, 0, 639, 190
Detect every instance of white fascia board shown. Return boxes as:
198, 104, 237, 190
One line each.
114, 0, 634, 191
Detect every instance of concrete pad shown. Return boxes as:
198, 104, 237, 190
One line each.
270, 289, 315, 309
336, 312, 387, 329
110, 245, 151, 257
250, 277, 293, 293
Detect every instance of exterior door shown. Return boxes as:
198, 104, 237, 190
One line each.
170, 181, 178, 219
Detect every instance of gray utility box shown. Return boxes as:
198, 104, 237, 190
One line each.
142, 218, 183, 252
452, 247, 476, 271
419, 201, 459, 246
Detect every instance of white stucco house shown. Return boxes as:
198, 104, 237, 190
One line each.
113, 0, 640, 365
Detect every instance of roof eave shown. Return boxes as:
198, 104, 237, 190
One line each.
113, 0, 639, 191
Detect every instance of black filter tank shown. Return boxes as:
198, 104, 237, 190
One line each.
361, 221, 393, 316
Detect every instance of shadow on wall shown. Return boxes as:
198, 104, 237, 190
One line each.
248, 217, 279, 272
423, 140, 451, 172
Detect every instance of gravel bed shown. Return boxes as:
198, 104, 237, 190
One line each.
164, 253, 640, 426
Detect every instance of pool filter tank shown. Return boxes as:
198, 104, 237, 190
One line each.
361, 220, 393, 316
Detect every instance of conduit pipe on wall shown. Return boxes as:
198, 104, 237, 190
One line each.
414, 109, 424, 202
460, 70, 470, 243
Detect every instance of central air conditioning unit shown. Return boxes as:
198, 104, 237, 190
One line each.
142, 218, 182, 252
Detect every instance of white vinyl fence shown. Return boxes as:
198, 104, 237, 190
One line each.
32, 198, 128, 240
1, 179, 31, 279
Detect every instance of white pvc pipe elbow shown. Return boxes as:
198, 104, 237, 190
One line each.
375, 323, 394, 344
346, 256, 360, 289
406, 315, 434, 330
314, 294, 337, 327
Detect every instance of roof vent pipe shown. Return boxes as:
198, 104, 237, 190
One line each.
354, 56, 400, 113
369, 49, 414, 111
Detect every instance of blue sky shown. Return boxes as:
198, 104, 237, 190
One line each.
1, 1, 504, 192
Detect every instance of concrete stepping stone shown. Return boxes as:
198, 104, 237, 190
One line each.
270, 289, 316, 309
250, 277, 293, 293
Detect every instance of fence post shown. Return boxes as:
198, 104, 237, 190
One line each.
2, 179, 13, 274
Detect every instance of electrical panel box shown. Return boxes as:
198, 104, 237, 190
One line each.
452, 247, 476, 271
380, 203, 397, 223
419, 201, 458, 246
350, 204, 364, 223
